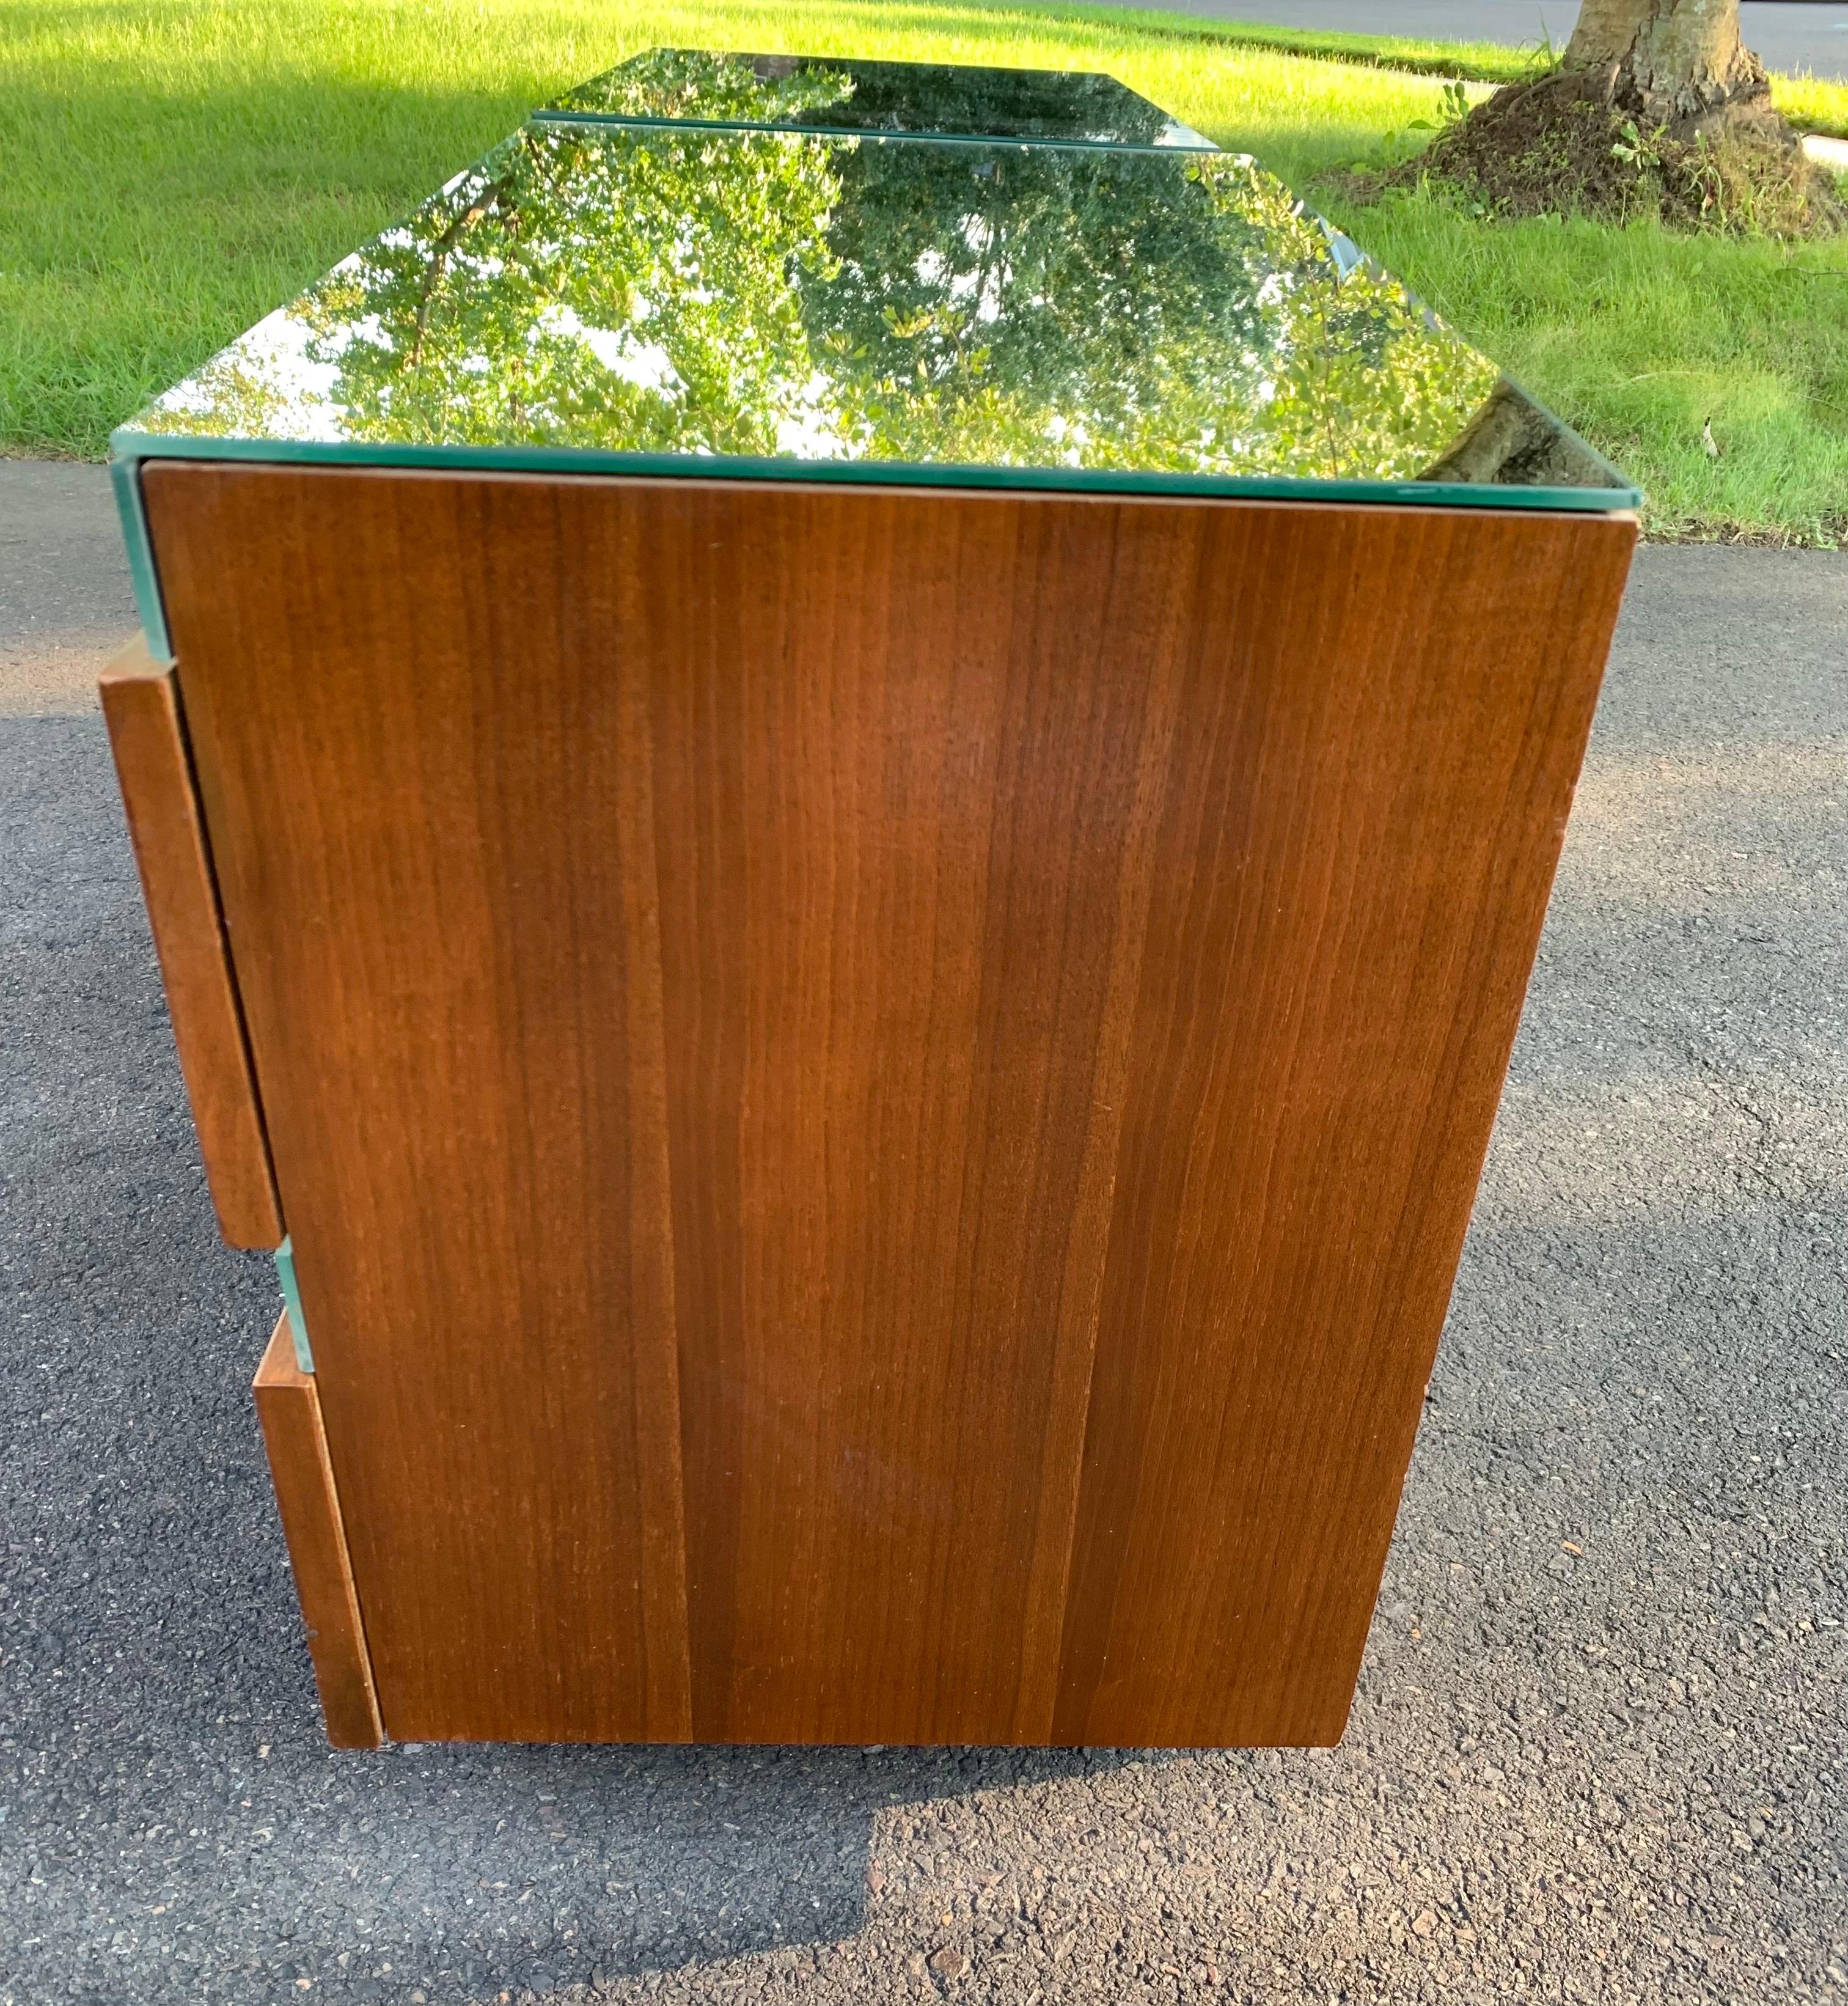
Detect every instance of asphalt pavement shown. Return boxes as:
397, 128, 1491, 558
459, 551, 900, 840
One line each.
1, 464, 1844, 2005
1126, 1, 1848, 81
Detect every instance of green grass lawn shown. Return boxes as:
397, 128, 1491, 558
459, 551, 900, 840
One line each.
3, 0, 1845, 540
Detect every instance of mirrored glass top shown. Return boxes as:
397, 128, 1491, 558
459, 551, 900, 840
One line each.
116, 117, 1633, 509
540, 46, 1215, 150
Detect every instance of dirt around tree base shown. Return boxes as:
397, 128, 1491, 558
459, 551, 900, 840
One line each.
1382, 69, 1843, 237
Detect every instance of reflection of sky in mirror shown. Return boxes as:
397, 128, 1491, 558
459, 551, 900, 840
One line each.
541, 48, 1217, 150
122, 122, 1629, 499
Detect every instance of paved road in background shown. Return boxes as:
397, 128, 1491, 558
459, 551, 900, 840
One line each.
3, 465, 1845, 2005
1128, 0, 1848, 79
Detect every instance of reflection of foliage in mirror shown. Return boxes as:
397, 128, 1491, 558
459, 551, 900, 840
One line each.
551, 47, 1181, 148
142, 127, 845, 455
805, 141, 1274, 469
552, 48, 856, 130
803, 142, 1495, 476
809, 60, 1173, 144
138, 123, 1516, 484
145, 347, 297, 442
1189, 160, 1502, 478
298, 127, 842, 453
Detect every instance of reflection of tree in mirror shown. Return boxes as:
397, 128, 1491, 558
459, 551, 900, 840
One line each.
146, 347, 298, 442
802, 141, 1271, 469
137, 125, 1505, 482
295, 127, 844, 454
139, 125, 846, 452
820, 60, 1172, 143
1189, 161, 1502, 478
555, 47, 856, 128
804, 145, 1498, 476
554, 47, 1178, 147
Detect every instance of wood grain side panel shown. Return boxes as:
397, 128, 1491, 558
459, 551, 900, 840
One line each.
252, 1315, 384, 1749
145, 462, 1187, 1744
98, 640, 282, 1249
636, 485, 1199, 1742
1052, 504, 1637, 1746
145, 459, 1632, 1747
145, 466, 694, 1746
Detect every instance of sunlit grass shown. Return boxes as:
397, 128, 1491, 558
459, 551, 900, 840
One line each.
1324, 189, 1848, 543
1764, 67, 1848, 139
2, 0, 1844, 540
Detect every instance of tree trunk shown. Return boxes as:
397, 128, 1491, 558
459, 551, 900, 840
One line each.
1388, 0, 1838, 233
1563, 0, 1769, 131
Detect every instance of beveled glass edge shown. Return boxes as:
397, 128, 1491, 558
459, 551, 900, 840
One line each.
275, 1236, 315, 1374
535, 50, 1218, 151
529, 108, 1219, 153
111, 426, 1642, 515
110, 456, 172, 664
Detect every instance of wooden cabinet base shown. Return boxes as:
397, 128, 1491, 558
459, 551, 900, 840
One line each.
143, 464, 1635, 1749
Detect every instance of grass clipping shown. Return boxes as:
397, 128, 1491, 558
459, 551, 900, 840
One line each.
1384, 69, 1844, 237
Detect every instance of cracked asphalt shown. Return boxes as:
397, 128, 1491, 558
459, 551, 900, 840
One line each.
2, 462, 1844, 2005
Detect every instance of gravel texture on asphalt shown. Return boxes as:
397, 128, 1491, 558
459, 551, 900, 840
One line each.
2, 467, 1844, 2005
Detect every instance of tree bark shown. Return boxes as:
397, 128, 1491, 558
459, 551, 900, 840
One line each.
1563, 0, 1769, 127
1390, 0, 1838, 233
